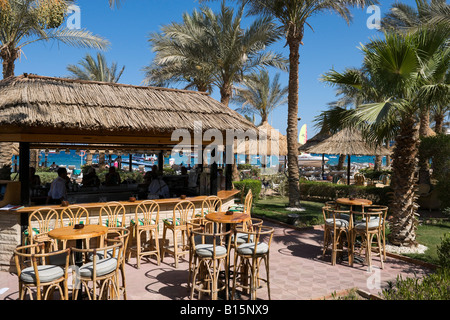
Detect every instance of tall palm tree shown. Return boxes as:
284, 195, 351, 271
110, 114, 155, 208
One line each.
229, 0, 378, 207
323, 29, 450, 246
144, 1, 287, 106
232, 69, 288, 125
0, 0, 109, 168
67, 52, 125, 83
381, 0, 450, 183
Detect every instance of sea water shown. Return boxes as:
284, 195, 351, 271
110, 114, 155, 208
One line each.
13, 151, 384, 171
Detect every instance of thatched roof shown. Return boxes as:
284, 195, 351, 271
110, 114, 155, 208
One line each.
234, 121, 288, 156
304, 127, 391, 156
0, 74, 256, 142
298, 130, 331, 152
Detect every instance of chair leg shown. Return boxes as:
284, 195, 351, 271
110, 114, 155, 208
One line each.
136, 230, 141, 269
153, 229, 161, 265
173, 229, 178, 269
161, 225, 167, 262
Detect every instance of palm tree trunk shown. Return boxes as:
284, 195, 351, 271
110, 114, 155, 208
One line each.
434, 113, 444, 134
418, 108, 431, 184
286, 37, 301, 207
374, 155, 382, 171
220, 82, 232, 107
388, 116, 419, 246
337, 155, 346, 170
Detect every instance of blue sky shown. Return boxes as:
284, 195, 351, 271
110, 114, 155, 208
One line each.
13, 0, 408, 138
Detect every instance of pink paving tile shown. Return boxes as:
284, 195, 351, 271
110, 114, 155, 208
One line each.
0, 221, 433, 300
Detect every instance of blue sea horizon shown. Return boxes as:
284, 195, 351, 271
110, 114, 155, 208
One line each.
27, 151, 385, 171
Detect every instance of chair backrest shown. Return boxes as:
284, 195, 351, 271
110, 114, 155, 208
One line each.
14, 243, 70, 284
379, 174, 391, 186
367, 205, 388, 222
60, 205, 89, 226
105, 227, 130, 262
354, 173, 365, 185
28, 208, 61, 244
135, 200, 160, 227
99, 202, 126, 227
322, 206, 350, 226
190, 221, 231, 257
244, 189, 253, 216
173, 200, 196, 225
201, 196, 222, 216
351, 209, 383, 232
234, 225, 274, 257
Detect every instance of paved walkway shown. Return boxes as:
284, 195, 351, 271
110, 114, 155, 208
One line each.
0, 221, 432, 300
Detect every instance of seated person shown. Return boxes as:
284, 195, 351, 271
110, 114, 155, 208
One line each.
104, 166, 121, 186
47, 167, 68, 204
82, 167, 100, 187
29, 167, 41, 187
147, 172, 170, 199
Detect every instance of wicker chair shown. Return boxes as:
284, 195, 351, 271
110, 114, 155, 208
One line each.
60, 205, 90, 249
27, 208, 61, 252
231, 225, 274, 300
322, 206, 351, 266
98, 201, 127, 228
14, 243, 71, 300
189, 221, 232, 300
367, 205, 389, 260
71, 240, 124, 300
128, 200, 161, 269
161, 200, 196, 268
351, 208, 385, 270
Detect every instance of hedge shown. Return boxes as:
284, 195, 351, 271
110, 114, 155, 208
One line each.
233, 179, 262, 202
299, 181, 392, 206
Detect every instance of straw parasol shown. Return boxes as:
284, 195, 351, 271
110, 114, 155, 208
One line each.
0, 74, 256, 138
234, 120, 288, 157
298, 130, 332, 175
303, 127, 391, 184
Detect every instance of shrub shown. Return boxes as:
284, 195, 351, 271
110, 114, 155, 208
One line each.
437, 233, 450, 269
233, 179, 262, 202
299, 181, 392, 205
382, 268, 450, 300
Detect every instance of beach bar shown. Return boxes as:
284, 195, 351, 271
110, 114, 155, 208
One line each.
0, 74, 256, 271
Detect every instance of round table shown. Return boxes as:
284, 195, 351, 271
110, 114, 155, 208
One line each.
48, 224, 109, 242
336, 198, 372, 210
205, 211, 250, 225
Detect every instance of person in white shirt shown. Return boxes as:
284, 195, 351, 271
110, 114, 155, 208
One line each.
147, 172, 170, 199
47, 167, 68, 204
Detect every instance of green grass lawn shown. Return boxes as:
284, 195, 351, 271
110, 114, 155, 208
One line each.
253, 196, 449, 266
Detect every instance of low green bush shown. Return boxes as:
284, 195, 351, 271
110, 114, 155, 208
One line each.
233, 179, 262, 202
299, 181, 392, 205
437, 233, 450, 269
382, 268, 450, 300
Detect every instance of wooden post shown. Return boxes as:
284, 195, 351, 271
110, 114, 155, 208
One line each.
210, 146, 218, 196
225, 145, 233, 190
129, 154, 133, 172
347, 155, 351, 185
158, 151, 164, 174
19, 142, 30, 237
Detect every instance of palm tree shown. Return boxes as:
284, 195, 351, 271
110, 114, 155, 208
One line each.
230, 0, 378, 207
0, 0, 109, 168
144, 1, 287, 106
381, 0, 450, 183
67, 52, 125, 83
322, 29, 450, 246
232, 69, 288, 125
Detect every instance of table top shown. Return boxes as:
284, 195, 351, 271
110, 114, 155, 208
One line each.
48, 224, 109, 241
205, 211, 250, 224
336, 198, 372, 207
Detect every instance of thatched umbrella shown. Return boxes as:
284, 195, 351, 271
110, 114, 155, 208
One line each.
298, 130, 332, 176
303, 127, 391, 184
234, 120, 288, 163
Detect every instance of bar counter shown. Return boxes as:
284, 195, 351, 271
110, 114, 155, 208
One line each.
0, 190, 240, 272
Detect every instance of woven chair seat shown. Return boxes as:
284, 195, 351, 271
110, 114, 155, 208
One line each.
79, 257, 118, 278
20, 265, 64, 284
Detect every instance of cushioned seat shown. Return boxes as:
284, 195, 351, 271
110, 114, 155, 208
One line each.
163, 218, 181, 226
232, 232, 254, 244
355, 220, 380, 230
325, 218, 349, 228
130, 218, 156, 226
20, 265, 64, 284
79, 257, 118, 278
195, 244, 227, 258
237, 242, 269, 255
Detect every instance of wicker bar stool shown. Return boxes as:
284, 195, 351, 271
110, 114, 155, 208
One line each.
27, 208, 61, 252
128, 200, 161, 269
231, 225, 274, 300
14, 243, 71, 300
190, 221, 231, 300
161, 200, 196, 268
322, 206, 351, 265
